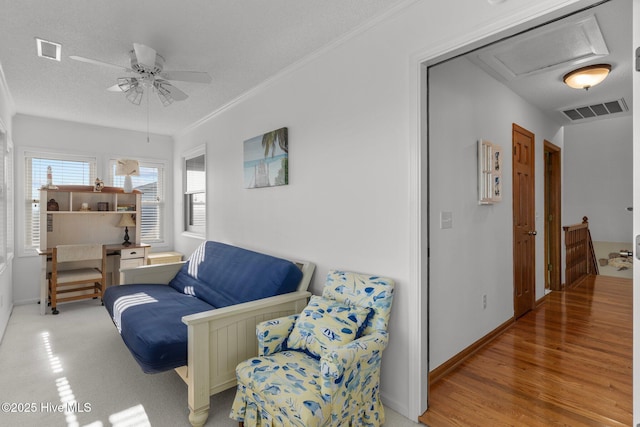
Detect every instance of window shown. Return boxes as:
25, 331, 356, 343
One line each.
110, 160, 165, 243
184, 148, 206, 237
24, 153, 96, 251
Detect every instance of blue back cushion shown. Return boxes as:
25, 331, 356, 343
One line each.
168, 241, 302, 308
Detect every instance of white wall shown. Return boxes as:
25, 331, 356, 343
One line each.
173, 15, 413, 411
428, 56, 563, 369
564, 116, 633, 243
0, 64, 14, 340
172, 0, 590, 418
11, 114, 174, 304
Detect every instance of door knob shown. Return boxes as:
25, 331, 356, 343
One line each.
528, 230, 537, 236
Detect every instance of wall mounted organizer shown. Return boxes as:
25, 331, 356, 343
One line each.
478, 139, 502, 205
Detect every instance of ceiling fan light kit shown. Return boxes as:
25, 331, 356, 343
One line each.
563, 63, 611, 90
70, 42, 212, 107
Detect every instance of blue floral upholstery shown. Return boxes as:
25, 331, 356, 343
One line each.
286, 295, 372, 359
230, 270, 395, 426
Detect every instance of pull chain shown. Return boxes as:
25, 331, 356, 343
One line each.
146, 90, 150, 143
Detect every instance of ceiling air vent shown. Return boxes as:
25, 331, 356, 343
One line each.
562, 98, 628, 121
36, 38, 61, 61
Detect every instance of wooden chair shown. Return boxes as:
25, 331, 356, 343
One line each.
48, 243, 106, 314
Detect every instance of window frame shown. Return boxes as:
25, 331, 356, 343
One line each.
5, 137, 13, 262
182, 146, 206, 239
109, 158, 166, 244
20, 149, 97, 256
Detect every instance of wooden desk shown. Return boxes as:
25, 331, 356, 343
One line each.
39, 243, 150, 315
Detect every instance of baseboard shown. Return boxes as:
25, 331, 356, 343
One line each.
0, 302, 14, 345
535, 293, 547, 308
429, 317, 515, 385
13, 298, 40, 306
380, 390, 408, 418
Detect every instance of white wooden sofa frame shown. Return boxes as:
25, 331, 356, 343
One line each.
119, 259, 315, 427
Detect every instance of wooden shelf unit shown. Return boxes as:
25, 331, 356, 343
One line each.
40, 186, 142, 249
39, 186, 146, 314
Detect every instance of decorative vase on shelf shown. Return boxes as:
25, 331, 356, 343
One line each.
124, 175, 133, 193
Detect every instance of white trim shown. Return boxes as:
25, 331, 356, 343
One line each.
107, 157, 167, 245
0, 62, 16, 114
175, 0, 419, 138
407, 0, 596, 419
182, 144, 206, 160
182, 145, 206, 238
17, 146, 99, 257
180, 231, 207, 241
632, 1, 640, 425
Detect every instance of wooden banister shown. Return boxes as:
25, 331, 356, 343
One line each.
562, 216, 598, 288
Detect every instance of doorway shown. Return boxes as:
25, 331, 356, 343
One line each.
544, 141, 562, 291
418, 0, 635, 420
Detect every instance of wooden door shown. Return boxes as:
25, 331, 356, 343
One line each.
544, 141, 562, 291
512, 124, 536, 318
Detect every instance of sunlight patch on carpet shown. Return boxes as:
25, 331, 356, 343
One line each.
109, 404, 151, 427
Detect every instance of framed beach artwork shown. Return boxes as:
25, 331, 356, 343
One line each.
244, 127, 289, 189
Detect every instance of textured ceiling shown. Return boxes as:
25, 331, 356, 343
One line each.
0, 0, 409, 136
466, 0, 631, 125
0, 1, 631, 135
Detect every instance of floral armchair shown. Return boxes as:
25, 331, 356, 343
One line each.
230, 270, 395, 427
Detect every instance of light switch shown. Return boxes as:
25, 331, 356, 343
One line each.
440, 211, 453, 229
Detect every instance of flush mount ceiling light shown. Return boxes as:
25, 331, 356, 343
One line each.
563, 63, 611, 90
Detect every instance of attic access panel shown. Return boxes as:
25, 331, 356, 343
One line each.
470, 14, 609, 81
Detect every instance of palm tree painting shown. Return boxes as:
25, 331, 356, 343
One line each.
243, 127, 289, 188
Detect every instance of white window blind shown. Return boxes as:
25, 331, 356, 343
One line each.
25, 153, 96, 250
110, 160, 165, 243
184, 152, 206, 236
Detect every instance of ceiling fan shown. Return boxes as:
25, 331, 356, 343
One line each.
70, 43, 212, 106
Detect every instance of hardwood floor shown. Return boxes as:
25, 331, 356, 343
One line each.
419, 275, 632, 427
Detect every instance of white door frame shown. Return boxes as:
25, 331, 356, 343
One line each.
408, 0, 629, 420
632, 0, 639, 424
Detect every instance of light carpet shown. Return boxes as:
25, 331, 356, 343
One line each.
0, 300, 418, 427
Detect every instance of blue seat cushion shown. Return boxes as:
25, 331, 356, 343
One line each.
168, 241, 303, 308
103, 284, 214, 373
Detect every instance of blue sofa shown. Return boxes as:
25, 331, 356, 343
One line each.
103, 241, 314, 427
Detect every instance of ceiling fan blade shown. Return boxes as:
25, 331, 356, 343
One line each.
69, 55, 132, 72
158, 81, 188, 101
158, 70, 212, 84
107, 83, 123, 92
133, 43, 157, 69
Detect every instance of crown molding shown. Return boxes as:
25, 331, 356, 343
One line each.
175, 0, 418, 138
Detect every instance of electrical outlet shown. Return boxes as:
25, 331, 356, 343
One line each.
482, 294, 487, 310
